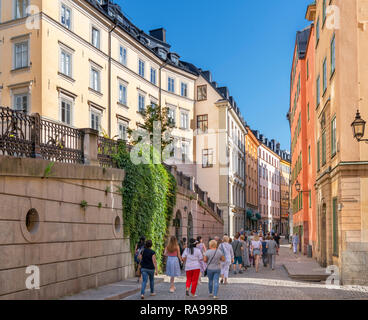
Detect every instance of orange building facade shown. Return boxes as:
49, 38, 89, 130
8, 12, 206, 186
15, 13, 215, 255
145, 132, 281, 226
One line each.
289, 24, 317, 255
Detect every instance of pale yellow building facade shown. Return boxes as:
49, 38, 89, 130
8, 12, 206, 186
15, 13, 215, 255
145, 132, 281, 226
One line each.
0, 0, 197, 176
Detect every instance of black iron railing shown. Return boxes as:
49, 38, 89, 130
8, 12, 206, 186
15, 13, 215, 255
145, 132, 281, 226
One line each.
97, 136, 118, 168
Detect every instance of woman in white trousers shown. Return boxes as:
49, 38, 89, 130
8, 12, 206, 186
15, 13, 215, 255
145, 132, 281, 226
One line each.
219, 236, 234, 285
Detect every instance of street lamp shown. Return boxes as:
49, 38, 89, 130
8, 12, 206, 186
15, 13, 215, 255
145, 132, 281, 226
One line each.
351, 110, 368, 143
295, 180, 309, 193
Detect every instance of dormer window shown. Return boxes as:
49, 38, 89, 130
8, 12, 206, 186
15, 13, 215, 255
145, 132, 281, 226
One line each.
157, 48, 167, 60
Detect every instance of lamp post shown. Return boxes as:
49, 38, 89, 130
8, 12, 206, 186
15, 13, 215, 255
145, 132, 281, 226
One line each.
351, 110, 368, 143
295, 180, 309, 194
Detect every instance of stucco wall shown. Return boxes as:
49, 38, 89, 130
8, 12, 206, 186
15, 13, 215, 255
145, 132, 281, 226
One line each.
0, 156, 133, 300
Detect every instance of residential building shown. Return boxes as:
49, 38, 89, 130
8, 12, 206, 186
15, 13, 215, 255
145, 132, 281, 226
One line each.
245, 127, 260, 230
304, 0, 368, 285
256, 134, 281, 233
193, 70, 247, 237
288, 24, 317, 255
0, 0, 197, 177
280, 152, 291, 235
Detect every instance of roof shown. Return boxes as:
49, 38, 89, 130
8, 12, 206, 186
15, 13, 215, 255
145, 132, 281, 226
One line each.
84, 0, 198, 76
296, 25, 312, 59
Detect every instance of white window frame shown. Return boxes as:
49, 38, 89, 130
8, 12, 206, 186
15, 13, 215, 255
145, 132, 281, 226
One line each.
118, 80, 127, 105
13, 91, 29, 113
90, 107, 102, 132
181, 141, 189, 162
13, 40, 29, 70
91, 26, 100, 49
167, 106, 176, 125
60, 2, 72, 30
90, 66, 101, 92
138, 59, 145, 78
181, 82, 188, 97
150, 67, 157, 85
59, 47, 73, 78
180, 110, 189, 130
138, 93, 145, 113
168, 76, 175, 93
59, 94, 73, 126
13, 0, 29, 19
118, 119, 128, 141
119, 45, 127, 66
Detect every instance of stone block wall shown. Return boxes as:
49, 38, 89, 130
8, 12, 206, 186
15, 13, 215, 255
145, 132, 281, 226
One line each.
0, 156, 134, 300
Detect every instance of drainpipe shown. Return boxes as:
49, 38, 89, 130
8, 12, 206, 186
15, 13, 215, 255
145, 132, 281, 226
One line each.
159, 61, 169, 108
227, 103, 233, 236
108, 20, 118, 138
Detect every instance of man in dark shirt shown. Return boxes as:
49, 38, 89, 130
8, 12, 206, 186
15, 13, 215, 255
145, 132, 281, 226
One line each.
231, 233, 243, 274
274, 233, 281, 248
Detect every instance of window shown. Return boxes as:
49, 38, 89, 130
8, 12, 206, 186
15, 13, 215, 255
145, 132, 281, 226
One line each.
118, 82, 127, 105
316, 18, 320, 45
118, 120, 128, 140
197, 85, 207, 101
316, 76, 320, 107
168, 108, 176, 125
138, 94, 145, 113
317, 139, 320, 172
119, 46, 127, 65
61, 3, 71, 29
180, 111, 189, 129
14, 41, 28, 69
331, 34, 335, 76
181, 82, 188, 97
308, 145, 311, 164
60, 49, 72, 77
323, 58, 327, 93
307, 60, 309, 80
90, 67, 101, 92
60, 97, 72, 125
331, 116, 337, 156
138, 59, 145, 77
309, 191, 312, 209
197, 114, 208, 133
14, 0, 29, 19
91, 27, 100, 49
332, 198, 339, 256
181, 142, 189, 162
322, 130, 326, 165
202, 149, 213, 168
90, 108, 101, 132
13, 93, 28, 113
307, 103, 310, 121
150, 68, 156, 85
323, 0, 327, 25
168, 77, 175, 93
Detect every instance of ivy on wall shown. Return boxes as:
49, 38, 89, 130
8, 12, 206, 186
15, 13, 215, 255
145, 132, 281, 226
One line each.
113, 143, 176, 271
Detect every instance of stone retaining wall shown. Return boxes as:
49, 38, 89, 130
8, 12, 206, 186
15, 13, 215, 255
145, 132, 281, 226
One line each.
0, 156, 134, 299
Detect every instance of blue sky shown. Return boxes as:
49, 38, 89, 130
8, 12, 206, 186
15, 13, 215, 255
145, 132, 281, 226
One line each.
116, 0, 312, 150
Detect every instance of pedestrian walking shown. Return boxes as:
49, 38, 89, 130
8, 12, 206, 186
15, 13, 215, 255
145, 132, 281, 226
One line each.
164, 236, 183, 293
261, 236, 269, 267
139, 240, 158, 300
292, 233, 299, 254
274, 233, 281, 252
240, 235, 250, 270
266, 236, 278, 270
219, 236, 234, 285
196, 236, 207, 283
204, 240, 225, 299
250, 234, 263, 272
182, 239, 203, 297
135, 236, 146, 283
231, 233, 243, 274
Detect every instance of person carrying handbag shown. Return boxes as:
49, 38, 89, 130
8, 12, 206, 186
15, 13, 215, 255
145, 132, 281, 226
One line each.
231, 233, 243, 274
203, 240, 225, 299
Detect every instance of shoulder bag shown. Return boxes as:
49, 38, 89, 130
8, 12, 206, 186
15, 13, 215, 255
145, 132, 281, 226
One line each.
204, 248, 218, 277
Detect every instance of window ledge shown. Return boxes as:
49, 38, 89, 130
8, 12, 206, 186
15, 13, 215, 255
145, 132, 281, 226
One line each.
58, 72, 75, 83
117, 101, 129, 109
11, 66, 30, 73
88, 87, 103, 97
330, 69, 336, 81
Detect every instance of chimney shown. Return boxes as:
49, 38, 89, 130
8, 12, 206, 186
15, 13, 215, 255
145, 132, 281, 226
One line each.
212, 81, 217, 88
149, 28, 166, 42
202, 71, 212, 83
218, 87, 229, 99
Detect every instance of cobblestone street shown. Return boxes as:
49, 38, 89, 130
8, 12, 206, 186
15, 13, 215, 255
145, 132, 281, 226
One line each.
124, 243, 368, 300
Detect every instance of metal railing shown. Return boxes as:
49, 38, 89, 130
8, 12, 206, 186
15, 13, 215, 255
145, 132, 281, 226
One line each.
0, 107, 83, 163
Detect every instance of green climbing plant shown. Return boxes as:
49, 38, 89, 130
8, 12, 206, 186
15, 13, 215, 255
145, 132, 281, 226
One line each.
113, 143, 176, 271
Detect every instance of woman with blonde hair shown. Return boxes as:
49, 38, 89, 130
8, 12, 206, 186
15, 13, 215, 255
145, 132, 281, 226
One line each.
164, 236, 183, 293
204, 240, 225, 299
219, 236, 234, 285
250, 234, 263, 272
